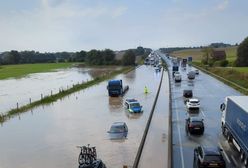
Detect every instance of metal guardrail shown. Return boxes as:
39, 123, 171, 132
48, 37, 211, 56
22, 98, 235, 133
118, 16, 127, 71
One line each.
132, 67, 164, 168
193, 64, 248, 94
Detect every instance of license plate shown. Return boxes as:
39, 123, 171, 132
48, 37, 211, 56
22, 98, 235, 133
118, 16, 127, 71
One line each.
194, 128, 200, 130
209, 163, 218, 166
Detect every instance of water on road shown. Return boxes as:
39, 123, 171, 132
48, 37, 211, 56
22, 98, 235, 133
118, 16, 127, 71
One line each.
0, 65, 161, 168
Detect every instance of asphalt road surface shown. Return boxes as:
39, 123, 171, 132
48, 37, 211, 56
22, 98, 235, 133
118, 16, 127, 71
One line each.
161, 54, 246, 168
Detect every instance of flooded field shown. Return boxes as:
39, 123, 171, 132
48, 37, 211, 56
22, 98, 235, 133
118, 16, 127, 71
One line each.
0, 67, 119, 114
0, 65, 161, 168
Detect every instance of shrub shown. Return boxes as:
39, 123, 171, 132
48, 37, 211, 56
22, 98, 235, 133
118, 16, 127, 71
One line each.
214, 60, 229, 67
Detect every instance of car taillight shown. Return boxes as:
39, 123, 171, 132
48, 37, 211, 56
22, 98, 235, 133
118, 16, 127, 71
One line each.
189, 124, 193, 128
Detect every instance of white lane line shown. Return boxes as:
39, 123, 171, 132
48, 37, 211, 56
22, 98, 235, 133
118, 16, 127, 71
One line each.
218, 142, 231, 163
231, 155, 238, 167
174, 95, 185, 168
200, 109, 206, 117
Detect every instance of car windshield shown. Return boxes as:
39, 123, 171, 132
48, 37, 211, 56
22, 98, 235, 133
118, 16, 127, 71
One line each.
130, 103, 140, 108
109, 85, 121, 89
204, 155, 223, 162
110, 126, 125, 133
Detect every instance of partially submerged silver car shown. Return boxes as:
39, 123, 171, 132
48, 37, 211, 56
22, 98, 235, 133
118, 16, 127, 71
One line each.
107, 122, 128, 139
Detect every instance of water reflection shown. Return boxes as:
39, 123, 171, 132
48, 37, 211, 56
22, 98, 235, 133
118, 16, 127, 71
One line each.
0, 67, 119, 114
124, 69, 136, 83
125, 111, 143, 120
108, 97, 123, 110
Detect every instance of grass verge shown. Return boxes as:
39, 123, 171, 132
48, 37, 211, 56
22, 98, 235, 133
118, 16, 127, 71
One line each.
0, 63, 77, 80
0, 66, 134, 123
193, 63, 248, 95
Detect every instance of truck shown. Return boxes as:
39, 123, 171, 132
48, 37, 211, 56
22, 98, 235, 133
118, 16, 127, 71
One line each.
220, 96, 248, 166
107, 80, 129, 97
181, 58, 187, 67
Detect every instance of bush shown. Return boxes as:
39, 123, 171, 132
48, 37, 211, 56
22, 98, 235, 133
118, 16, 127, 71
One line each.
214, 60, 229, 67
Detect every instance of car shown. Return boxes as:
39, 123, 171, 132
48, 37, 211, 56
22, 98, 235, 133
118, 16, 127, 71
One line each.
155, 67, 161, 72
107, 122, 128, 139
124, 99, 143, 113
187, 71, 196, 79
195, 69, 199, 75
186, 98, 200, 109
183, 90, 193, 98
108, 122, 128, 133
174, 73, 182, 82
193, 146, 226, 168
185, 117, 204, 135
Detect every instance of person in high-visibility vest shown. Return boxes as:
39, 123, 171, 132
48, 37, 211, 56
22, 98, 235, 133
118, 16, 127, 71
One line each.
144, 86, 149, 94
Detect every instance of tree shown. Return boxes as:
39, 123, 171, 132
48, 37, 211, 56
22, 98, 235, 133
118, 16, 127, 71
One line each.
202, 47, 214, 65
236, 37, 248, 67
122, 50, 136, 65
6, 50, 21, 64
102, 49, 115, 64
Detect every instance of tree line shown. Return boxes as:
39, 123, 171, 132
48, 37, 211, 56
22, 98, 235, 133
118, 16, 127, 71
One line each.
0, 46, 151, 66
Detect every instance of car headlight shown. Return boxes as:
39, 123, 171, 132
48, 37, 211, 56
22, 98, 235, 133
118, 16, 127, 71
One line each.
129, 109, 133, 112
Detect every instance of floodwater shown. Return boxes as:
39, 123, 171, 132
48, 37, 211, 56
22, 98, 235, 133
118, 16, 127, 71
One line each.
0, 65, 161, 168
0, 67, 119, 114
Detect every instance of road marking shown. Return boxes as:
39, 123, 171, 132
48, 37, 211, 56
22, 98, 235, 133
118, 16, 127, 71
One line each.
200, 109, 206, 117
218, 142, 230, 163
174, 94, 185, 168
231, 155, 238, 167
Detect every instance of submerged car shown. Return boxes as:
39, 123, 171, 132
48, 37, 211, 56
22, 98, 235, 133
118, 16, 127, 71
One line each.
108, 122, 128, 139
193, 146, 226, 168
124, 99, 143, 113
185, 117, 204, 135
186, 98, 200, 109
108, 122, 128, 133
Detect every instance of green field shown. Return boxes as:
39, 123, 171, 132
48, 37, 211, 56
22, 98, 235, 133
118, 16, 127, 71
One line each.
0, 63, 76, 80
171, 46, 238, 63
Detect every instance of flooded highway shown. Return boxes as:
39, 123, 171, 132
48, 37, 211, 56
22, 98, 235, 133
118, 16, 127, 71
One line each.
0, 67, 119, 114
138, 71, 170, 168
161, 54, 243, 168
0, 65, 162, 168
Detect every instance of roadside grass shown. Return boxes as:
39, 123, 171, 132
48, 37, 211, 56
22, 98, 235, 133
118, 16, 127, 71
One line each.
0, 63, 77, 80
171, 46, 238, 63
193, 63, 248, 94
0, 66, 134, 123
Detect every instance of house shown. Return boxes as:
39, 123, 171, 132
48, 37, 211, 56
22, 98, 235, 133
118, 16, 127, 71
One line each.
212, 50, 226, 60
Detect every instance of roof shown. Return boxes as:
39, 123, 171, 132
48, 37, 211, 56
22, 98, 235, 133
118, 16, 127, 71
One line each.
125, 99, 138, 103
189, 98, 199, 102
112, 122, 126, 126
228, 96, 248, 111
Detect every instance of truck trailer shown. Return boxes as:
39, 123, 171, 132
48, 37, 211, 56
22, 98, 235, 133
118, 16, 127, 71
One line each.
107, 80, 129, 97
220, 96, 248, 167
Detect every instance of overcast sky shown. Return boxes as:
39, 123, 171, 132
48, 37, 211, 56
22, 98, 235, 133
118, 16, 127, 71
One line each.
0, 0, 247, 52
